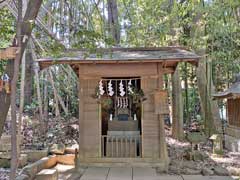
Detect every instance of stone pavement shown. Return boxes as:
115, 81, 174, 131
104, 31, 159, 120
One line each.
79, 167, 236, 180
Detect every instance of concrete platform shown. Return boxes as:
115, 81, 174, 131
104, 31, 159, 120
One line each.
79, 167, 236, 180
107, 167, 132, 180
80, 167, 109, 180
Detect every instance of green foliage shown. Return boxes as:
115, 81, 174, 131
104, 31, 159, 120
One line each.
0, 8, 15, 76
0, 8, 15, 48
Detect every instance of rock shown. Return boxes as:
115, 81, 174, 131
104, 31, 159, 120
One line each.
182, 161, 199, 170
49, 144, 65, 155
183, 168, 201, 175
226, 166, 240, 176
193, 151, 205, 161
214, 166, 229, 176
168, 165, 180, 174
202, 167, 214, 176
65, 144, 79, 154
170, 160, 180, 166
0, 158, 10, 168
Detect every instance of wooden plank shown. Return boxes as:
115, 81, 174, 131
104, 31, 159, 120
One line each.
79, 63, 158, 77
154, 90, 169, 115
107, 167, 132, 180
0, 47, 19, 59
80, 167, 109, 180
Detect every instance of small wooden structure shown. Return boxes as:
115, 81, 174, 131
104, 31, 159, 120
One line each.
0, 47, 19, 59
213, 75, 240, 152
37, 47, 199, 170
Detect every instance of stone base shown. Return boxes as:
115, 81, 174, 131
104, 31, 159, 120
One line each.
225, 134, 240, 152
35, 169, 58, 180
77, 157, 169, 172
57, 154, 75, 165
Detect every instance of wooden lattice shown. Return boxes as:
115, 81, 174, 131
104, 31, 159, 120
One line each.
154, 90, 169, 115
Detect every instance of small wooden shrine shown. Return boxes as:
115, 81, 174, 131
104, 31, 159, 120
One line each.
37, 47, 199, 170
213, 74, 240, 152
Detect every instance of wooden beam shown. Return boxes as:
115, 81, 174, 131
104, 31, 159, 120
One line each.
78, 63, 158, 77
0, 47, 19, 59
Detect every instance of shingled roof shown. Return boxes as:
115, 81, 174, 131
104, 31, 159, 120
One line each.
37, 47, 200, 70
213, 74, 240, 99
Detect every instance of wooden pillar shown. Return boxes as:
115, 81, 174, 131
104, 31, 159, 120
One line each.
157, 63, 168, 162
172, 65, 184, 140
78, 77, 84, 162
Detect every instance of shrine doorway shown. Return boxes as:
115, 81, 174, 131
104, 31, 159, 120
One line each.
100, 77, 142, 158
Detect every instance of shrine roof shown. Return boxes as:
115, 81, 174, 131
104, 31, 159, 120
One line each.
213, 77, 240, 99
37, 47, 200, 69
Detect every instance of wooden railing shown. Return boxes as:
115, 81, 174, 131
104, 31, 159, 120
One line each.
101, 135, 141, 158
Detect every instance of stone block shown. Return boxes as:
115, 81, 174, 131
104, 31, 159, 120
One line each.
23, 150, 48, 162
35, 169, 58, 180
49, 144, 65, 155
21, 155, 57, 179
57, 154, 75, 165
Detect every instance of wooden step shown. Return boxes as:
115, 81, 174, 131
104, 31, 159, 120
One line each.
35, 169, 58, 180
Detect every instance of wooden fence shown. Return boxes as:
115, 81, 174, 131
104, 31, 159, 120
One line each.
101, 135, 142, 158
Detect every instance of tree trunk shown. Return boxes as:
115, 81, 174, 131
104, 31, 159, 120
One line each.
16, 50, 26, 170
197, 57, 221, 136
24, 48, 33, 105
33, 61, 44, 122
48, 69, 60, 117
107, 0, 120, 45
43, 72, 48, 120
10, 0, 23, 178
172, 65, 184, 140
48, 69, 69, 116
17, 50, 26, 135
